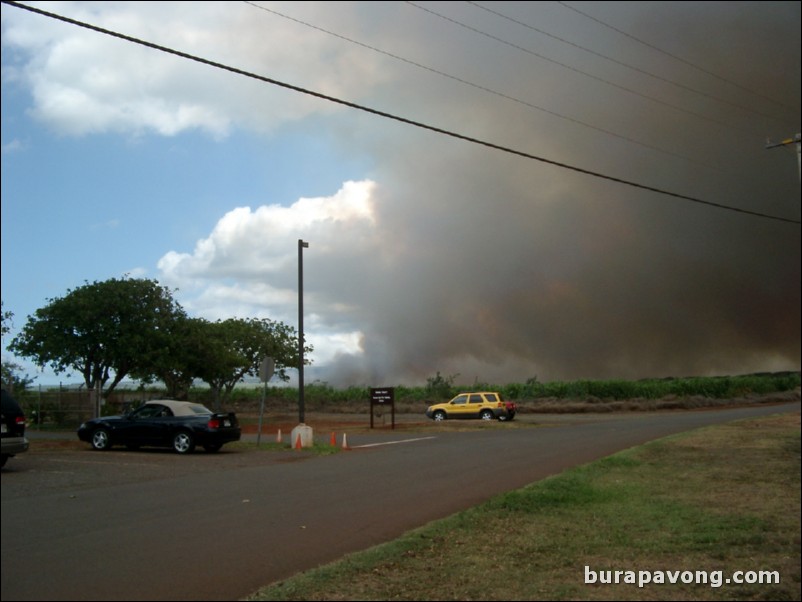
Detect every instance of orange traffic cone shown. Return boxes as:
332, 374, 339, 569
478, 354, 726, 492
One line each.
295, 433, 302, 450
341, 433, 350, 450
276, 429, 282, 444
330, 432, 336, 446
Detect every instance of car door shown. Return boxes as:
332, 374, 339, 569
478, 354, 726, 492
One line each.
448, 394, 470, 418
125, 403, 172, 446
467, 393, 486, 417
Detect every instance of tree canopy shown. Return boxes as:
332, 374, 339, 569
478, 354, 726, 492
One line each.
194, 317, 309, 409
10, 278, 185, 397
2, 302, 34, 392
8, 278, 310, 405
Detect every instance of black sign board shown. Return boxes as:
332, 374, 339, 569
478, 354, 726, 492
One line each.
370, 387, 395, 429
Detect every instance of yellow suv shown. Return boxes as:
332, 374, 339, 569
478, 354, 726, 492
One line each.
425, 392, 516, 422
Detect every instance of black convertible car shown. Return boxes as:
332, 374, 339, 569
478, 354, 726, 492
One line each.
77, 400, 240, 454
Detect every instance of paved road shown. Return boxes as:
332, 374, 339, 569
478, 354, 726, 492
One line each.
2, 402, 799, 601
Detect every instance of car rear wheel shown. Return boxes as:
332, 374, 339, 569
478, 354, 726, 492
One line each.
433, 411, 447, 421
172, 431, 195, 454
91, 428, 113, 450
480, 410, 494, 421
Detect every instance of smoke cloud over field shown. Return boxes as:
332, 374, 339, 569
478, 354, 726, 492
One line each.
2, 1, 799, 385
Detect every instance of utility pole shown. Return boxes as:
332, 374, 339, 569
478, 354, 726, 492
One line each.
298, 239, 309, 424
291, 239, 314, 449
766, 133, 801, 182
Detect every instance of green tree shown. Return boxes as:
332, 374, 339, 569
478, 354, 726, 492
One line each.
9, 278, 185, 398
425, 371, 459, 399
2, 301, 34, 391
1, 301, 12, 337
0, 360, 35, 393
195, 317, 310, 409
129, 315, 208, 400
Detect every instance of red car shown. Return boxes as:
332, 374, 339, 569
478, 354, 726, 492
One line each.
500, 399, 517, 422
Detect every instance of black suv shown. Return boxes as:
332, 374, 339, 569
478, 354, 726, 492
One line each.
1, 389, 29, 467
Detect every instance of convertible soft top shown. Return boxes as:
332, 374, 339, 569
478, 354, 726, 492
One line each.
143, 400, 213, 417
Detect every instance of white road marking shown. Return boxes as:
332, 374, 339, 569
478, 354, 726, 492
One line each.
353, 436, 436, 449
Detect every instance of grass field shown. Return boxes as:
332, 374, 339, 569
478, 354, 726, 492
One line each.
246, 411, 801, 601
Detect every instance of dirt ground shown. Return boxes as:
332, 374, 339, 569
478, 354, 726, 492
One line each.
238, 388, 801, 436
26, 388, 801, 450
239, 411, 428, 436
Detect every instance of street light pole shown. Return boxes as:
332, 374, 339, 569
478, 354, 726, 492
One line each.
298, 239, 309, 424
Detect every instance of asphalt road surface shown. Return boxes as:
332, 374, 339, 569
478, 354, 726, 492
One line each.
2, 402, 799, 601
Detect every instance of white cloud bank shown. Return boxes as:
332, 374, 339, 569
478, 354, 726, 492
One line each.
157, 179, 378, 373
2, 1, 385, 137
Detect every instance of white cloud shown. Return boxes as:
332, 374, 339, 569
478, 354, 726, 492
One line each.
2, 1, 386, 137
89, 218, 120, 231
1, 138, 24, 154
157, 179, 378, 369
159, 179, 376, 279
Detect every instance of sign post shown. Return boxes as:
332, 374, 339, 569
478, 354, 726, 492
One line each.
370, 387, 395, 429
256, 357, 275, 446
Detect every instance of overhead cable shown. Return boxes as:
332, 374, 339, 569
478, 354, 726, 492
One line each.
243, 0, 726, 173
2, 0, 798, 225
405, 1, 764, 137
556, 0, 796, 113
467, 1, 790, 124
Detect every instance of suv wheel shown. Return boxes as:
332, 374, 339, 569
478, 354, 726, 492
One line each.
480, 409, 494, 420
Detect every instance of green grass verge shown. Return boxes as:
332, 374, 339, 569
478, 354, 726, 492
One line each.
245, 412, 801, 601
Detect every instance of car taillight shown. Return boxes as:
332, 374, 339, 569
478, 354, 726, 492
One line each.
497, 402, 503, 407
16, 415, 26, 427
207, 418, 221, 429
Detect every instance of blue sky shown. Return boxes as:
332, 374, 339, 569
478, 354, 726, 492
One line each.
2, 1, 800, 389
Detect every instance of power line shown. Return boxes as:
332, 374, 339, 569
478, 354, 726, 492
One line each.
405, 1, 764, 137
2, 0, 798, 226
467, 1, 790, 125
242, 1, 727, 174
556, 1, 797, 114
